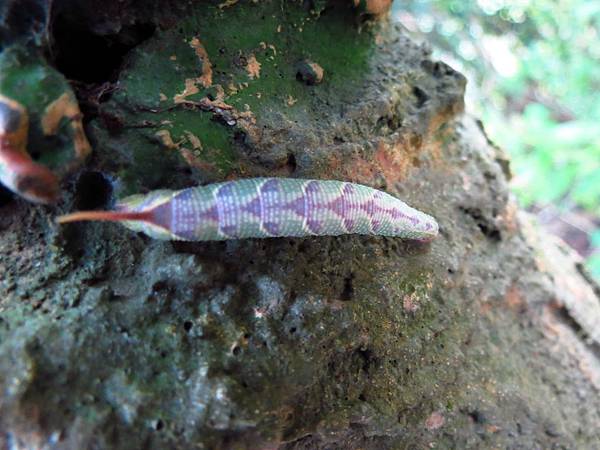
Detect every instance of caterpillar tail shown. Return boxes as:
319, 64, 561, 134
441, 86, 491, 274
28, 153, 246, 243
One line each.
56, 210, 153, 224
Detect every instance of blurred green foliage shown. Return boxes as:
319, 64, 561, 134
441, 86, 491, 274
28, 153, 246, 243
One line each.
394, 0, 600, 278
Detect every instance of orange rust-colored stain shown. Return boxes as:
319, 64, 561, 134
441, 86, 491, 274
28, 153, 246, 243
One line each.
178, 148, 218, 172
505, 283, 526, 313
334, 124, 442, 187
485, 424, 501, 434
479, 283, 526, 316
364, 0, 393, 15
403, 292, 420, 313
423, 104, 465, 173
424, 411, 445, 431
373, 133, 428, 186
541, 304, 563, 338
246, 54, 261, 79
184, 131, 203, 150
430, 100, 464, 134
175, 92, 233, 112
374, 141, 410, 186
353, 0, 393, 15
427, 129, 449, 162
155, 129, 179, 149
286, 95, 297, 106
499, 200, 520, 235
155, 129, 217, 173
334, 153, 377, 185
478, 300, 493, 316
190, 37, 213, 88
173, 37, 213, 103
236, 109, 257, 125
174, 79, 200, 104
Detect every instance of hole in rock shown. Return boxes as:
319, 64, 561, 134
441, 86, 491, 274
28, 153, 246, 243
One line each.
51, 11, 155, 83
0, 185, 15, 207
286, 153, 297, 174
74, 171, 112, 210
412, 86, 429, 108
340, 274, 354, 301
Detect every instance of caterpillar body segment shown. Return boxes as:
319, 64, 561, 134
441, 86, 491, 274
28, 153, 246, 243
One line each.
57, 178, 439, 242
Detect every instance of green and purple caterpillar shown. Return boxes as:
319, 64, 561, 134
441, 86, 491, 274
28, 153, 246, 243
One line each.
57, 178, 439, 241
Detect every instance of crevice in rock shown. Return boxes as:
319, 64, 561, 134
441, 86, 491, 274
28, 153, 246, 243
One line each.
74, 171, 112, 210
0, 185, 14, 207
286, 153, 297, 174
50, 12, 155, 83
376, 113, 402, 134
356, 348, 374, 373
412, 86, 429, 108
554, 305, 600, 360
464, 409, 488, 425
459, 206, 502, 242
340, 273, 355, 301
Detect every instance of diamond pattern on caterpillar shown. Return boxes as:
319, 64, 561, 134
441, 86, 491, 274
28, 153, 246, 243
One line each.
57, 178, 439, 241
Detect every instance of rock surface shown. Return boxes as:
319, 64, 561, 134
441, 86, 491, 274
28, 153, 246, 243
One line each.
1, 1, 599, 449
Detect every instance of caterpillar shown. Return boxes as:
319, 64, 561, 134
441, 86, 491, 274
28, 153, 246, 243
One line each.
57, 178, 439, 241
0, 94, 59, 204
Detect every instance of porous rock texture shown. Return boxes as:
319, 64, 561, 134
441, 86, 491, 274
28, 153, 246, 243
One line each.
1, 1, 600, 449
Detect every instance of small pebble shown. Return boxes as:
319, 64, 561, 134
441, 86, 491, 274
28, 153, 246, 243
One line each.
296, 60, 324, 85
